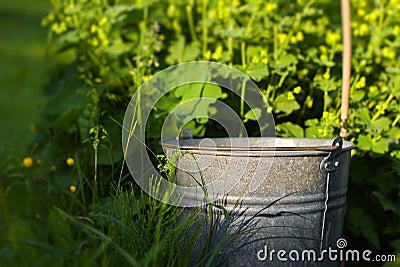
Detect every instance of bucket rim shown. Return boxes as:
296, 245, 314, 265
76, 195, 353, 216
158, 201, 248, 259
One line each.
161, 137, 356, 156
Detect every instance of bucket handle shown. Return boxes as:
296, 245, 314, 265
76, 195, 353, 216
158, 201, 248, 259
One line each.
340, 0, 351, 139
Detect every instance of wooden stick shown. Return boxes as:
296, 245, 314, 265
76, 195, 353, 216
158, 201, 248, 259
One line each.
340, 0, 351, 140
339, 4, 351, 266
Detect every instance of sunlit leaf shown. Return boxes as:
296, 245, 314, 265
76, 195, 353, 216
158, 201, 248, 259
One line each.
274, 53, 297, 69
243, 108, 261, 122
246, 63, 269, 81
371, 117, 391, 133
274, 93, 300, 114
277, 122, 304, 137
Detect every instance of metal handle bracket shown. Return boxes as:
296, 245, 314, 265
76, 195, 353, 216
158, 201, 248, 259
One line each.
320, 137, 343, 173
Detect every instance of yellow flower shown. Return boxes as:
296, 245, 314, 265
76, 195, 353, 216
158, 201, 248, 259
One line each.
204, 50, 211, 60
356, 0, 367, 8
355, 76, 366, 89
52, 22, 67, 35
323, 69, 330, 80
357, 23, 368, 37
47, 13, 55, 22
296, 31, 304, 42
369, 85, 378, 93
211, 45, 223, 60
382, 47, 396, 59
22, 157, 33, 168
306, 96, 313, 108
287, 92, 295, 101
217, 1, 228, 19
265, 3, 277, 13
97, 30, 109, 46
41, 13, 55, 27
143, 75, 152, 82
326, 30, 340, 45
98, 17, 108, 26
260, 50, 268, 64
358, 9, 366, 17
51, 23, 59, 34
323, 128, 328, 137
366, 10, 380, 22
293, 86, 301, 94
394, 25, 400, 36
70, 185, 77, 193
391, 150, 400, 158
319, 45, 328, 53
90, 38, 99, 47
375, 104, 386, 115
260, 50, 267, 57
167, 4, 176, 18
252, 56, 260, 63
66, 157, 75, 166
320, 54, 328, 61
277, 33, 287, 43
90, 24, 98, 34
65, 16, 72, 24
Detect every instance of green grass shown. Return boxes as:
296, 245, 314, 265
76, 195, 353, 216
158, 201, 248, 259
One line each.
0, 0, 50, 158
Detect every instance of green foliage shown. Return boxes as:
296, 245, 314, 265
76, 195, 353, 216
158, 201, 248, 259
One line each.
3, 0, 399, 265
0, 157, 204, 266
42, 0, 399, 255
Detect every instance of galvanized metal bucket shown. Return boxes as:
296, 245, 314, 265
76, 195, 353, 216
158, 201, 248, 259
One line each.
162, 137, 355, 266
